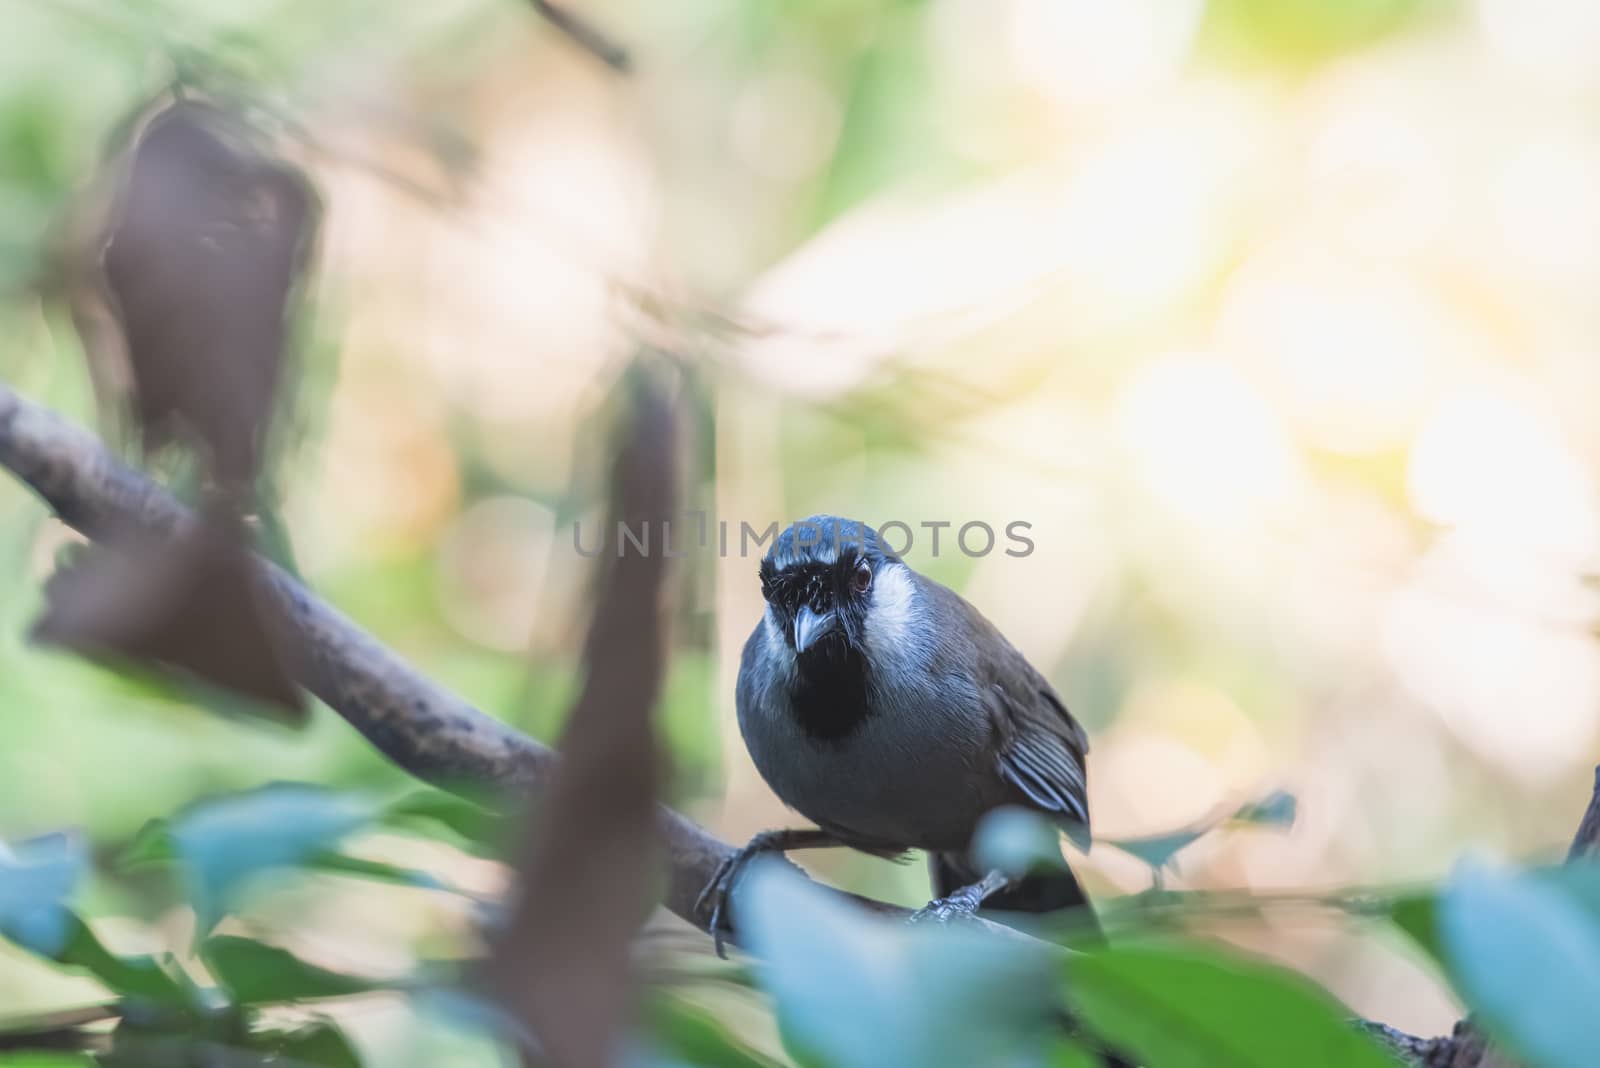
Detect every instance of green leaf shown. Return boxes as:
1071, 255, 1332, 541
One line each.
0, 1056, 98, 1067
0, 834, 85, 957
1102, 830, 1208, 873
167, 784, 379, 929
203, 935, 386, 1005
381, 789, 505, 849
1439, 860, 1600, 1068
1066, 943, 1396, 1068
1387, 894, 1444, 971
55, 914, 191, 1006
647, 994, 787, 1068
1048, 1042, 1101, 1068
247, 1018, 363, 1067
738, 861, 1061, 1068
306, 851, 450, 892
120, 820, 176, 870
1104, 792, 1298, 874
972, 808, 1068, 879
1231, 790, 1297, 828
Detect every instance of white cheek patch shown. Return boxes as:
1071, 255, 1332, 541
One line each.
764, 607, 796, 676
866, 563, 916, 659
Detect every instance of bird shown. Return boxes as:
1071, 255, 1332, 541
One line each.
700, 514, 1097, 952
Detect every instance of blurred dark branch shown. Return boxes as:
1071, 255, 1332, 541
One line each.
0, 383, 957, 940
1431, 768, 1600, 1068
489, 371, 676, 1067
0, 1003, 116, 1053
528, 0, 630, 72
1569, 766, 1600, 861
0, 382, 1500, 1065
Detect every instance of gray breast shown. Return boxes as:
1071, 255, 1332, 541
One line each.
735, 611, 1003, 852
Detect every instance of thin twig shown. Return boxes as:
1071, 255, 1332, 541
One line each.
529, 0, 630, 72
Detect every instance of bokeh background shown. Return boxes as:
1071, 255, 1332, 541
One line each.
4, 0, 1600, 1054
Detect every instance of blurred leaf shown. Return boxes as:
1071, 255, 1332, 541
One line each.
100, 98, 318, 486
739, 862, 1060, 1068
1390, 860, 1600, 977
1103, 791, 1298, 874
120, 821, 176, 870
488, 368, 677, 1067
35, 97, 320, 723
306, 851, 450, 893
0, 1056, 97, 1067
54, 914, 191, 1007
1102, 830, 1208, 874
1048, 1042, 1100, 1068
972, 807, 1068, 879
165, 784, 378, 930
1439, 860, 1600, 1068
203, 935, 387, 1005
1066, 943, 1395, 1068
381, 789, 506, 849
1387, 894, 1444, 971
413, 987, 533, 1050
1230, 790, 1297, 828
33, 522, 304, 721
1202, 0, 1437, 62
647, 994, 786, 1068
247, 1019, 362, 1068
0, 834, 84, 958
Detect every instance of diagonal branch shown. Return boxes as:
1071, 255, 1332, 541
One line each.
0, 382, 1455, 1061
0, 382, 960, 939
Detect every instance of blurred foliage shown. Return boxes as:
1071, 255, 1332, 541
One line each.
6, 792, 1600, 1065
4, 0, 1600, 1063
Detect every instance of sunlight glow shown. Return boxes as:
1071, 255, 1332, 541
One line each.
1115, 356, 1304, 529
1408, 382, 1599, 557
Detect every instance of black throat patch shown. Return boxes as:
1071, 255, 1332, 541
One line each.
791, 642, 872, 743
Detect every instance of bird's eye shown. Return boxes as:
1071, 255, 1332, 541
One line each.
851, 561, 872, 595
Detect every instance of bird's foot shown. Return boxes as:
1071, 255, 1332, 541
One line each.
907, 885, 987, 925
695, 830, 799, 958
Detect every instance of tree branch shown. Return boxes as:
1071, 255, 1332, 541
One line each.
0, 382, 1458, 1062
0, 383, 996, 941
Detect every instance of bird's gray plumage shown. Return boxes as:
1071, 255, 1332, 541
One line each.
734, 514, 1092, 897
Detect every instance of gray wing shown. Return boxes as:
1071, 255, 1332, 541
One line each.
915, 575, 1093, 836
992, 685, 1090, 831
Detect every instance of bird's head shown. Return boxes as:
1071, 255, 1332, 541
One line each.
758, 515, 900, 663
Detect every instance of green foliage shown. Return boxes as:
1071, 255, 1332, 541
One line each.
1065, 943, 1396, 1068
381, 788, 507, 851
13, 779, 1600, 1068
52, 914, 193, 1007
202, 935, 388, 1005
1201, 0, 1442, 63
1103, 791, 1298, 877
245, 1019, 363, 1068
972, 807, 1071, 878
156, 783, 380, 931
737, 861, 1062, 1068
0, 834, 85, 957
647, 994, 787, 1068
1437, 861, 1600, 1068
1387, 892, 1444, 971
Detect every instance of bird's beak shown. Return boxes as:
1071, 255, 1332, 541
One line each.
793, 605, 837, 654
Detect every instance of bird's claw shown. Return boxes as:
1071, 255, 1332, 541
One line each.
908, 886, 985, 925
696, 853, 744, 959
696, 831, 793, 958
